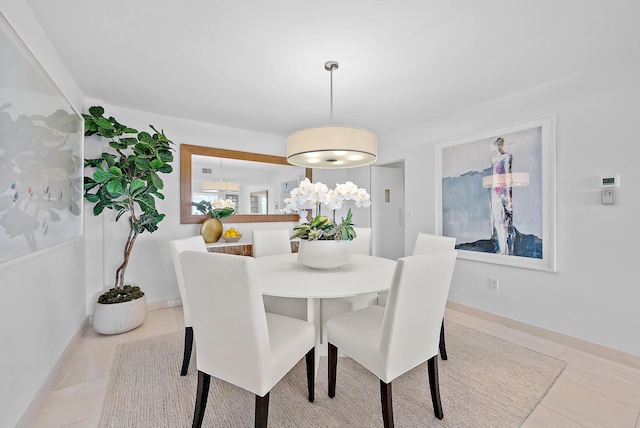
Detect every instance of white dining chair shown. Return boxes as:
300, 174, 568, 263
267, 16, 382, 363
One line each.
252, 229, 307, 320
251, 229, 291, 257
377, 232, 456, 360
323, 227, 377, 328
327, 251, 457, 425
180, 251, 316, 428
169, 235, 208, 376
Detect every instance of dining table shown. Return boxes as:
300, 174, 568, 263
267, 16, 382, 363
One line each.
254, 252, 397, 379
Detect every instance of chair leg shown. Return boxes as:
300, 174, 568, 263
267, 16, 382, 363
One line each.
305, 348, 315, 402
181, 326, 194, 376
328, 343, 338, 398
427, 356, 444, 420
379, 380, 394, 428
439, 319, 448, 360
255, 392, 270, 428
192, 370, 211, 428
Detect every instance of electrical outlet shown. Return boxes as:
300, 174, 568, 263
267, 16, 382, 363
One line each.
489, 278, 499, 291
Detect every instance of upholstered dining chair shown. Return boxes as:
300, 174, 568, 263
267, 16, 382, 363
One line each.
179, 251, 316, 428
251, 229, 291, 258
252, 229, 306, 320
169, 235, 208, 376
377, 232, 456, 360
323, 227, 376, 324
327, 251, 457, 426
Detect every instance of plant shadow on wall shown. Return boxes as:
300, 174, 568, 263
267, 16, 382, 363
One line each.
0, 103, 82, 256
83, 106, 174, 334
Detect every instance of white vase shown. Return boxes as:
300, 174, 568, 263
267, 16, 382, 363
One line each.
93, 295, 148, 335
297, 239, 353, 270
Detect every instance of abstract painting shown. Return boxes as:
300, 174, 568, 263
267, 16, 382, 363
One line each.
0, 15, 83, 264
436, 115, 556, 271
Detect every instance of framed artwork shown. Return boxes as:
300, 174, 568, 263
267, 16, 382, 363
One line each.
436, 115, 556, 271
0, 14, 83, 264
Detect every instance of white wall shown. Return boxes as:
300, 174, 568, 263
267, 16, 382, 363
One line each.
381, 52, 640, 356
0, 1, 87, 426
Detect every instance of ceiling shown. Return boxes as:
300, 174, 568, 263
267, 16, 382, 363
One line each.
23, 0, 640, 138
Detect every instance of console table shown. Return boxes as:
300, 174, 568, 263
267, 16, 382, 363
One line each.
207, 240, 299, 257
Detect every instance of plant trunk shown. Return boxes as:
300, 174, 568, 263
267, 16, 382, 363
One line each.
114, 218, 138, 289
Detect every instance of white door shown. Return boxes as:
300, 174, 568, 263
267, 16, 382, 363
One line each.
371, 164, 405, 260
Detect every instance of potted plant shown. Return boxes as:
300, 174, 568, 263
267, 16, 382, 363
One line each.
83, 106, 174, 334
284, 179, 371, 269
191, 198, 235, 243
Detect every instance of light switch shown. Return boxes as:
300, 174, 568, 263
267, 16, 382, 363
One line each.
601, 189, 615, 205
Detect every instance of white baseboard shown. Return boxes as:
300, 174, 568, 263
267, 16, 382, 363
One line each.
447, 301, 640, 370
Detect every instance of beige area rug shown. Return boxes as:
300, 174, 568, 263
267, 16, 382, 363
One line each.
100, 321, 565, 427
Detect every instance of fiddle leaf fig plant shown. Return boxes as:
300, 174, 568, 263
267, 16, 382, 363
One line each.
83, 106, 174, 299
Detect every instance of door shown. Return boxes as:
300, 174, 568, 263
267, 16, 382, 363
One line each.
371, 164, 405, 260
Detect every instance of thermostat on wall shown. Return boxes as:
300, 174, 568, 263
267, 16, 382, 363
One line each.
600, 175, 620, 188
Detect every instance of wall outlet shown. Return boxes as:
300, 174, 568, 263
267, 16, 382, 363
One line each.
489, 278, 499, 291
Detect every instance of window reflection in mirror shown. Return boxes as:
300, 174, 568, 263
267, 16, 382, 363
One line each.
180, 144, 312, 224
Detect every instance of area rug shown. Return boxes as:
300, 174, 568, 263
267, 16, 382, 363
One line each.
100, 321, 565, 427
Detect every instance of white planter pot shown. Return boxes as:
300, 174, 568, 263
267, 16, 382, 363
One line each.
297, 239, 353, 270
93, 295, 148, 335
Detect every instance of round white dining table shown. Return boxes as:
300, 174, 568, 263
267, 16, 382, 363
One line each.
254, 252, 397, 378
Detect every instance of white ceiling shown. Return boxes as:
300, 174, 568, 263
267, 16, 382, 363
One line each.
24, 0, 640, 137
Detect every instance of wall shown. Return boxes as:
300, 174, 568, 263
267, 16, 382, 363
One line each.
380, 52, 640, 356
0, 1, 87, 426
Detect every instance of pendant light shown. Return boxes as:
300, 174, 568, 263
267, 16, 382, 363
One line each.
287, 61, 377, 169
202, 158, 240, 192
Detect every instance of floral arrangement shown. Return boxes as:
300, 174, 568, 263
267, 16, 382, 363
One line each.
192, 198, 236, 219
284, 178, 371, 241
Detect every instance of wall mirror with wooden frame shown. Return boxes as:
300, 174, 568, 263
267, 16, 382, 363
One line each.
180, 144, 312, 224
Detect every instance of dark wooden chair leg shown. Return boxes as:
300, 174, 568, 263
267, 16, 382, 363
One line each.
255, 392, 270, 428
380, 380, 394, 428
427, 356, 444, 419
192, 370, 211, 428
439, 319, 448, 360
181, 326, 194, 376
305, 347, 315, 402
328, 343, 338, 398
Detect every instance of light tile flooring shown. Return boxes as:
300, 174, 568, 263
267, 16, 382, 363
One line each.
32, 306, 640, 427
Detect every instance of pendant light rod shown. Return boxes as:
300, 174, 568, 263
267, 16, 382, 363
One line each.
325, 60, 338, 126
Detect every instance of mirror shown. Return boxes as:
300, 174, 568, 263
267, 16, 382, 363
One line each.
180, 144, 312, 223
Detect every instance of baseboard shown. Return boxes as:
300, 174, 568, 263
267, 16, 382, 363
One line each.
447, 301, 640, 370
16, 316, 90, 428
147, 297, 182, 312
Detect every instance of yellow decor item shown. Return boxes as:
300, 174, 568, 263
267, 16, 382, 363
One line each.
200, 218, 223, 243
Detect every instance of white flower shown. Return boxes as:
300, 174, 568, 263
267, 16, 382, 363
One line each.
283, 179, 371, 214
212, 198, 235, 209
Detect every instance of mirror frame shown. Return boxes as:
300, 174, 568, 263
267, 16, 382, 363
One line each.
180, 144, 312, 224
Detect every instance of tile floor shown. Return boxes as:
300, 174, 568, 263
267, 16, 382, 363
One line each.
32, 306, 640, 427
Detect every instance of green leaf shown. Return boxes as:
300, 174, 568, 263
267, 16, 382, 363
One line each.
130, 179, 145, 192
138, 131, 153, 144
124, 127, 138, 134
120, 137, 138, 146
150, 159, 163, 169
93, 204, 106, 215
93, 169, 113, 183
97, 117, 115, 130
108, 166, 122, 177
85, 194, 99, 203
134, 157, 150, 170
106, 180, 123, 194
108, 141, 128, 150
158, 164, 173, 173
88, 106, 104, 117
149, 171, 163, 190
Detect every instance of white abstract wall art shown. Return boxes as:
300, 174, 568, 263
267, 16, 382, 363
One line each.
0, 14, 83, 264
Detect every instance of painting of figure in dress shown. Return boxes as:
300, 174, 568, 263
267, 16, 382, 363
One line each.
441, 126, 543, 259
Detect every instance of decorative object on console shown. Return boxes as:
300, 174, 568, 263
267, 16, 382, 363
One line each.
287, 61, 377, 169
284, 178, 371, 269
83, 106, 174, 334
192, 199, 236, 243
